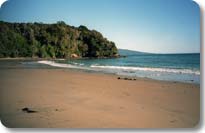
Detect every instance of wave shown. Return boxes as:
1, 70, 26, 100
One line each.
37, 60, 81, 69
90, 65, 200, 75
37, 60, 93, 71
70, 62, 84, 66
37, 60, 200, 75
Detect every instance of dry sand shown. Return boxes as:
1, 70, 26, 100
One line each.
0, 68, 200, 128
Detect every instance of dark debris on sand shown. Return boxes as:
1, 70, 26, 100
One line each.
117, 77, 137, 81
22, 107, 38, 113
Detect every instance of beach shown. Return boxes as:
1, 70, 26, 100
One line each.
0, 0, 201, 129
0, 68, 200, 128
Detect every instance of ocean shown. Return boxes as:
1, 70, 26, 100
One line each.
36, 50, 200, 84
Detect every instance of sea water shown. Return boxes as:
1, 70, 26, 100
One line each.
37, 52, 200, 84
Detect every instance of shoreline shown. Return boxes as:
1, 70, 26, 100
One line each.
61, 68, 200, 86
0, 58, 200, 85
0, 68, 200, 128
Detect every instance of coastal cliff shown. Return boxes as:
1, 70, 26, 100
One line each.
0, 21, 118, 58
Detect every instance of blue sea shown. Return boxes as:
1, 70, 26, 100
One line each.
35, 50, 200, 84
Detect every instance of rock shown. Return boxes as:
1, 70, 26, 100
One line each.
71, 54, 78, 58
117, 77, 121, 79
113, 54, 120, 58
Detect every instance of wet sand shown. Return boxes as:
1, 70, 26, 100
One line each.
0, 68, 200, 128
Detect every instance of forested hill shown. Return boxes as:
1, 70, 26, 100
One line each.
0, 21, 118, 58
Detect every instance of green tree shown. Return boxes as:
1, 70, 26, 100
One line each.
0, 21, 119, 58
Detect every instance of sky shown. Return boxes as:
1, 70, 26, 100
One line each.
0, 0, 200, 53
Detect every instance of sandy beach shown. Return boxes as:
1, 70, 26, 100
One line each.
0, 68, 200, 128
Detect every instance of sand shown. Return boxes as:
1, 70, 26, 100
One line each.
0, 68, 200, 128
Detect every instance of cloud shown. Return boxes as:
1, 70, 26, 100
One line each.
0, 0, 7, 8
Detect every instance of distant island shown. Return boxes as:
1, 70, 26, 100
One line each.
118, 49, 150, 56
0, 21, 118, 58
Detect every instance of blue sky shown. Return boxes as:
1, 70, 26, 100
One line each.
0, 0, 200, 53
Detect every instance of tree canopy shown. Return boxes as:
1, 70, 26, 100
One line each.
0, 21, 118, 58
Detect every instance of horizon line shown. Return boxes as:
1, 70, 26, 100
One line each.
118, 48, 200, 54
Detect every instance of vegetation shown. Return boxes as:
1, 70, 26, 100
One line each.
0, 21, 118, 58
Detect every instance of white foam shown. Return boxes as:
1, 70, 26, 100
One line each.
37, 60, 79, 68
70, 62, 84, 66
90, 65, 200, 75
37, 60, 93, 71
37, 60, 200, 75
